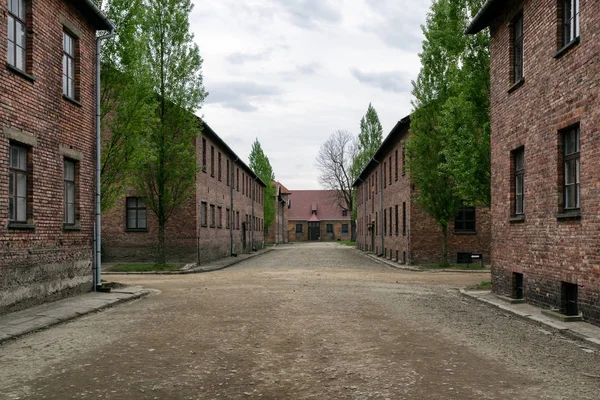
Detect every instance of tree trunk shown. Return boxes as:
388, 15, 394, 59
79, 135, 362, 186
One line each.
441, 223, 448, 266
351, 219, 357, 242
158, 221, 166, 265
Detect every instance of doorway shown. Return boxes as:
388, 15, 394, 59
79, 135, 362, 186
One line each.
308, 222, 320, 241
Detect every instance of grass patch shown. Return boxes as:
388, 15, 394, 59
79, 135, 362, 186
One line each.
476, 281, 492, 289
112, 263, 182, 272
421, 263, 486, 270
338, 240, 356, 247
265, 244, 274, 247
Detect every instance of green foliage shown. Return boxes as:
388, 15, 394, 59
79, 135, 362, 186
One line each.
96, 0, 156, 212
407, 0, 490, 263
351, 103, 384, 179
133, 0, 207, 264
249, 139, 276, 230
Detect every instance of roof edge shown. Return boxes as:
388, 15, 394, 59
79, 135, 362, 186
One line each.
77, 0, 115, 31
465, 0, 499, 34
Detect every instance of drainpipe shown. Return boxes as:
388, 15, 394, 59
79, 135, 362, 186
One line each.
94, 26, 115, 291
357, 177, 366, 251
372, 158, 383, 256
252, 176, 258, 251
231, 157, 238, 256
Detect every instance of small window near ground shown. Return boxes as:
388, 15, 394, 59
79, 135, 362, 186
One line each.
457, 252, 473, 264
126, 197, 147, 230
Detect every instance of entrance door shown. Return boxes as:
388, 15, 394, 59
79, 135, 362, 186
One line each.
242, 222, 247, 251
308, 222, 320, 241
370, 223, 375, 252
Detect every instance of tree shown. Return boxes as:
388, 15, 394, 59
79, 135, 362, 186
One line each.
134, 0, 207, 264
407, 0, 490, 265
248, 139, 276, 231
94, 0, 156, 212
351, 103, 384, 178
316, 130, 358, 241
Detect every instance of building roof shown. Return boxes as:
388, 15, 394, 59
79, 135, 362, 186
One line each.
352, 115, 411, 187
465, 0, 503, 34
72, 0, 114, 31
200, 119, 266, 187
288, 190, 350, 221
274, 181, 291, 195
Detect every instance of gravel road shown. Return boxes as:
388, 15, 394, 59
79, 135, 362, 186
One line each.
0, 242, 599, 399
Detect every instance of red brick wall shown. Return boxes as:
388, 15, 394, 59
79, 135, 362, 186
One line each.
266, 192, 289, 244
287, 220, 350, 242
355, 130, 491, 265
0, 1, 100, 313
488, 0, 600, 324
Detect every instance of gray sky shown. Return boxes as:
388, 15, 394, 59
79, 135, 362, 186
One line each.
190, 0, 430, 190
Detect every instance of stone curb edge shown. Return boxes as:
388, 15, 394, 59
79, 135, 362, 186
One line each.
459, 289, 600, 351
103, 248, 274, 276
0, 290, 151, 345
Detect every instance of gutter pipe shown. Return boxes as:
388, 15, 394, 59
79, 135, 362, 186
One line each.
231, 157, 238, 256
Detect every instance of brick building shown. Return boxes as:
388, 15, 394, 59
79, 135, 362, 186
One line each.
0, 1, 112, 313
467, 0, 600, 323
266, 181, 290, 244
288, 190, 351, 241
353, 116, 491, 265
102, 120, 266, 263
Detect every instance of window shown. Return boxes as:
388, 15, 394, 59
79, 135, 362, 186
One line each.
563, 126, 580, 210
218, 152, 222, 181
455, 207, 476, 233
226, 159, 230, 185
384, 161, 387, 188
389, 206, 392, 236
375, 171, 378, 193
384, 209, 387, 235
395, 149, 399, 181
402, 202, 406, 235
375, 212, 378, 236
395, 204, 399, 235
562, 0, 580, 46
210, 205, 215, 227
327, 224, 333, 235
342, 224, 348, 236
296, 224, 303, 235
62, 31, 77, 99
342, 210, 348, 217
236, 211, 240, 230
9, 144, 28, 222
512, 13, 524, 83
7, 0, 26, 72
388, 156, 392, 185
202, 138, 207, 172
401, 145, 406, 176
210, 146, 214, 177
200, 202, 208, 226
226, 208, 230, 228
217, 206, 222, 228
126, 197, 147, 230
514, 148, 525, 215
236, 168, 239, 191
63, 160, 76, 225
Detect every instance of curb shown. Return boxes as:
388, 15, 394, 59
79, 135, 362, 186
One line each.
355, 249, 490, 273
0, 289, 151, 345
104, 248, 273, 276
459, 289, 600, 351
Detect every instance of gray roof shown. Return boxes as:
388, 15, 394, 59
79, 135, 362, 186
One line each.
72, 0, 114, 31
465, 0, 503, 34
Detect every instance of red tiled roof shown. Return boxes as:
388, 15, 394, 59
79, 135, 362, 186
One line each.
288, 190, 350, 221
274, 181, 291, 195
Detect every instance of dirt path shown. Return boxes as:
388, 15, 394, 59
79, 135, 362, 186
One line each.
0, 243, 598, 399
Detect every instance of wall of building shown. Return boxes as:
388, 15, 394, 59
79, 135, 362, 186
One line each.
0, 1, 99, 313
287, 220, 350, 242
487, 0, 600, 324
266, 192, 289, 244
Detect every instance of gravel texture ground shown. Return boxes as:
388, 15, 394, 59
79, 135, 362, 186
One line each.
0, 242, 599, 399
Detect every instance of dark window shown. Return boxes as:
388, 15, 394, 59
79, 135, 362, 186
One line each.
126, 197, 147, 230
226, 208, 230, 228
218, 152, 222, 181
296, 224, 303, 234
395, 204, 399, 235
384, 209, 387, 235
202, 138, 207, 172
513, 273, 524, 300
210, 205, 215, 227
342, 209, 347, 217
514, 148, 525, 215
375, 212, 378, 236
236, 211, 239, 230
375, 171, 378, 193
395, 149, 399, 181
242, 174, 245, 195
402, 202, 406, 235
383, 161, 387, 188
389, 206, 392, 236
217, 206, 222, 228
563, 126, 580, 210
342, 224, 348, 235
8, 144, 28, 222
210, 146, 214, 177
401, 145, 406, 175
226, 159, 230, 185
62, 31, 76, 99
201, 202, 207, 226
7, 0, 26, 72
236, 168, 239, 191
455, 207, 476, 232
63, 160, 76, 225
457, 252, 473, 264
562, 0, 580, 46
327, 224, 333, 234
513, 13, 524, 83
389, 156, 392, 185
562, 282, 578, 316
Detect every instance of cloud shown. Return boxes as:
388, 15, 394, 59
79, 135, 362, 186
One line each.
205, 81, 284, 112
271, 0, 342, 29
296, 62, 320, 75
350, 68, 411, 93
226, 50, 272, 65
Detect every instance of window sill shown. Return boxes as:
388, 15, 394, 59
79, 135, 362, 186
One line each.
454, 230, 477, 235
63, 223, 81, 232
8, 222, 35, 230
6, 63, 36, 83
125, 228, 148, 233
508, 78, 525, 94
556, 210, 581, 220
554, 37, 580, 59
201, 224, 207, 227
63, 95, 82, 107
509, 215, 526, 223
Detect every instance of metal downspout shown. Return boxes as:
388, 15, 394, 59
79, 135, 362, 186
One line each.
252, 176, 258, 251
94, 27, 115, 291
231, 157, 238, 256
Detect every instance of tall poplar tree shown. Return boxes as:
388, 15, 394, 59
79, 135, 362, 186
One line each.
135, 0, 207, 264
249, 139, 276, 231
406, 0, 490, 265
351, 103, 384, 177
